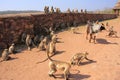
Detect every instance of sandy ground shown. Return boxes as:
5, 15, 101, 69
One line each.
0, 17, 120, 80
0, 12, 44, 18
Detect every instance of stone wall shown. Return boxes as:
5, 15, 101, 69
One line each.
0, 13, 117, 49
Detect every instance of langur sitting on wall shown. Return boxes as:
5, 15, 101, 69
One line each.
50, 6, 54, 13
44, 6, 49, 14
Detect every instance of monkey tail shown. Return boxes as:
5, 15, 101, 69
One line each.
36, 58, 49, 64
36, 52, 54, 64
46, 51, 53, 61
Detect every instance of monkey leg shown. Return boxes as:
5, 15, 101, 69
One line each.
70, 58, 74, 65
39, 46, 42, 51
7, 56, 11, 60
27, 46, 31, 51
108, 32, 113, 37
73, 29, 75, 34
71, 60, 76, 65
85, 57, 93, 61
86, 31, 89, 40
77, 59, 80, 65
53, 47, 56, 55
114, 32, 118, 38
89, 34, 93, 43
78, 57, 85, 65
49, 48, 55, 56
86, 34, 88, 40
40, 45, 45, 51
31, 41, 36, 47
48, 69, 56, 78
43, 43, 47, 50
64, 70, 70, 80
93, 35, 96, 44
4, 56, 11, 61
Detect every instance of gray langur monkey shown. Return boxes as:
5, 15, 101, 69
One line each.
47, 49, 71, 80
26, 34, 35, 51
8, 43, 15, 54
70, 52, 93, 65
46, 40, 56, 56
0, 49, 11, 62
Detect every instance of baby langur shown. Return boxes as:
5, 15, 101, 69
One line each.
8, 43, 15, 54
46, 40, 56, 56
108, 31, 118, 37
0, 49, 11, 62
70, 52, 93, 65
107, 26, 118, 37
47, 50, 71, 80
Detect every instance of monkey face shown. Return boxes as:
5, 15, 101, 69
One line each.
27, 34, 32, 37
85, 52, 89, 55
70, 61, 76, 65
11, 43, 15, 46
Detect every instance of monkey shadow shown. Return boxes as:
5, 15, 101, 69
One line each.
15, 45, 28, 53
56, 38, 64, 43
79, 60, 97, 66
53, 73, 91, 80
56, 40, 64, 43
55, 51, 66, 55
96, 38, 118, 45
56, 41, 64, 43
107, 36, 120, 38
56, 38, 62, 39
74, 32, 82, 34
15, 44, 37, 54
6, 57, 18, 61
69, 73, 91, 80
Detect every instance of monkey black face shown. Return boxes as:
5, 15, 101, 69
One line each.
70, 61, 76, 65
85, 52, 89, 55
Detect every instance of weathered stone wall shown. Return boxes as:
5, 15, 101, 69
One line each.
0, 13, 117, 49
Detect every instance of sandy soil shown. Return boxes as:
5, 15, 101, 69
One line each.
0, 12, 44, 18
0, 17, 120, 80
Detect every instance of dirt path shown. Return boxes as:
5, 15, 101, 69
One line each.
0, 17, 120, 80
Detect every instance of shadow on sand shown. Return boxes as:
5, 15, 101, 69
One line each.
15, 44, 28, 54
56, 50, 66, 55
0, 57, 18, 63
69, 73, 91, 80
79, 60, 97, 66
8, 57, 18, 61
74, 32, 82, 34
96, 38, 118, 45
56, 40, 64, 43
52, 73, 91, 80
